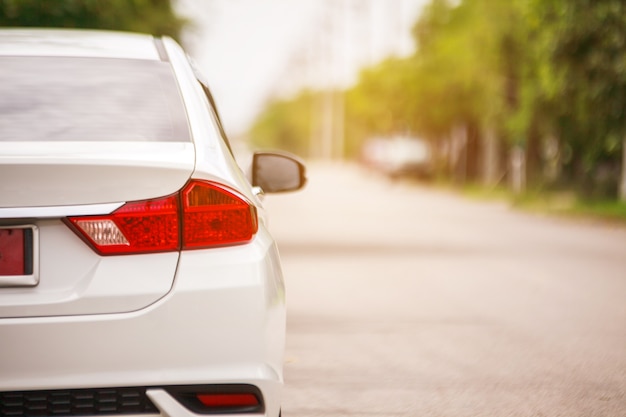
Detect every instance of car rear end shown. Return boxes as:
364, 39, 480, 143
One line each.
0, 29, 284, 417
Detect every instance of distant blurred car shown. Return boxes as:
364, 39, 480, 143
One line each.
0, 29, 305, 417
362, 136, 433, 180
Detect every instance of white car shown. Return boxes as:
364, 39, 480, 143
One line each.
0, 29, 305, 417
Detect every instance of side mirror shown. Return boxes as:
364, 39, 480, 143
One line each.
252, 151, 306, 193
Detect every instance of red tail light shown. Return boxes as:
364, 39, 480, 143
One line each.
67, 180, 257, 255
68, 195, 179, 255
182, 181, 258, 249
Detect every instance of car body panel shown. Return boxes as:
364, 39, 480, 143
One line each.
0, 142, 195, 207
0, 229, 284, 416
161, 38, 258, 202
0, 29, 289, 417
0, 28, 161, 59
0, 219, 181, 318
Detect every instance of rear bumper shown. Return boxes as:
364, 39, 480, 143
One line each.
0, 228, 285, 416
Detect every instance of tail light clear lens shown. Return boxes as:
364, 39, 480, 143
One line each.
68, 196, 179, 255
67, 180, 257, 255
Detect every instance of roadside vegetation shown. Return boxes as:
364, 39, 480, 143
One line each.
251, 0, 626, 210
457, 182, 626, 223
512, 193, 626, 223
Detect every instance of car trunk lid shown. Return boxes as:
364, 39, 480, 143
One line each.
0, 141, 194, 318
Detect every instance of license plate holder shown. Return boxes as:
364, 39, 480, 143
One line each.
0, 225, 39, 287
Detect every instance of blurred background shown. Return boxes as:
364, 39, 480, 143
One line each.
2, 0, 625, 207
2, 2, 626, 416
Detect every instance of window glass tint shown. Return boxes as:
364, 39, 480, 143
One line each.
0, 57, 190, 142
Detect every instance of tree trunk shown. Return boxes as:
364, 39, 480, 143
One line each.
482, 126, 500, 187
509, 147, 526, 194
450, 124, 468, 185
525, 123, 541, 186
619, 137, 626, 201
465, 122, 480, 182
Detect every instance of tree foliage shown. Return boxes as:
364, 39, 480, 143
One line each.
251, 0, 626, 197
0, 0, 185, 40
535, 0, 626, 184
249, 90, 314, 157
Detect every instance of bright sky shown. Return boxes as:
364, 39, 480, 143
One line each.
177, 0, 428, 137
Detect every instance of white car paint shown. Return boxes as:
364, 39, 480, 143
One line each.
0, 29, 288, 417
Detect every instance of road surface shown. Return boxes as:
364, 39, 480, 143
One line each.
262, 163, 626, 417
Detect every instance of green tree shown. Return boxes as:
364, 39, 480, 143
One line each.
249, 90, 314, 157
405, 0, 526, 183
531, 0, 626, 197
249, 0, 626, 199
344, 58, 421, 143
0, 0, 186, 40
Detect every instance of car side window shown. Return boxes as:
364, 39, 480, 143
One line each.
199, 80, 235, 156
187, 57, 235, 156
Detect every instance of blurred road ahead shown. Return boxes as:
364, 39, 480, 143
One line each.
263, 162, 626, 417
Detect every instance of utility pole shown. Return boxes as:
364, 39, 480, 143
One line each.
316, 0, 348, 161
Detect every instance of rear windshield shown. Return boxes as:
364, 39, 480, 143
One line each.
0, 57, 190, 142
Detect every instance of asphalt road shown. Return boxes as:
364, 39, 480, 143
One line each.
262, 163, 626, 417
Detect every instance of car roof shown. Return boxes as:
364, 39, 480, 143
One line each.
0, 28, 162, 60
